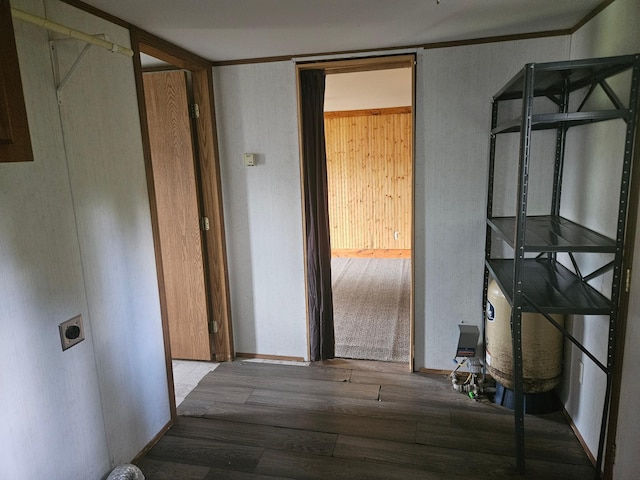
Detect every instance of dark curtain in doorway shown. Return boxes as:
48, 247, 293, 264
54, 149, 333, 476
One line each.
300, 69, 335, 361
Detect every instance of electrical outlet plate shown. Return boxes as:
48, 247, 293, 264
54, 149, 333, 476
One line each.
243, 153, 256, 166
59, 315, 85, 351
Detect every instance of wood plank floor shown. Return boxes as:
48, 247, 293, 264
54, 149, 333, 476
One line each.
135, 360, 595, 480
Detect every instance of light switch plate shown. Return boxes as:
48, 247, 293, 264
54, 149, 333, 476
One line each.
59, 315, 85, 351
243, 153, 256, 166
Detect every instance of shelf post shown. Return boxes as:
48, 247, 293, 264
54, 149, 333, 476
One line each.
596, 57, 640, 478
511, 63, 536, 474
551, 79, 569, 218
483, 99, 499, 378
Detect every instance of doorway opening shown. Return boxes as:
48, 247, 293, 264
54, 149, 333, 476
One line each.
132, 31, 233, 417
298, 55, 415, 369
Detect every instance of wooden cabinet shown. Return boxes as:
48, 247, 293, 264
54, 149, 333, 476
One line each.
0, 0, 33, 162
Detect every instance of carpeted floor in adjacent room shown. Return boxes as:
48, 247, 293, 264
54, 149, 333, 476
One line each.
331, 257, 410, 363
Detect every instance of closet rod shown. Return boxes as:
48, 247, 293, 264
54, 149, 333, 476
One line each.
11, 7, 133, 57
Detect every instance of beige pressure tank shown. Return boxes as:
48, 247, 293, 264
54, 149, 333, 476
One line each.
485, 280, 564, 393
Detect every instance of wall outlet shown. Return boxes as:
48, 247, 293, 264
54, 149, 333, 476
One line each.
59, 315, 85, 351
394, 231, 399, 240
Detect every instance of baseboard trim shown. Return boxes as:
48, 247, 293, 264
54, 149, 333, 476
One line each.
563, 408, 597, 467
419, 367, 453, 376
236, 352, 306, 362
133, 418, 174, 463
332, 249, 411, 259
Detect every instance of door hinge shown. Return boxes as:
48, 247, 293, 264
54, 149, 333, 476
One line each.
625, 268, 632, 293
208, 320, 218, 334
189, 103, 200, 119
611, 443, 616, 464
200, 216, 210, 231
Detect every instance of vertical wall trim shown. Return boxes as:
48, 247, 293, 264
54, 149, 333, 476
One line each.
129, 29, 177, 422
130, 28, 234, 364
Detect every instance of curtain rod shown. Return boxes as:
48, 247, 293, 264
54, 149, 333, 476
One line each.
11, 7, 133, 57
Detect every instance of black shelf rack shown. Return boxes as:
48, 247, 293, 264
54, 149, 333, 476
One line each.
483, 54, 640, 478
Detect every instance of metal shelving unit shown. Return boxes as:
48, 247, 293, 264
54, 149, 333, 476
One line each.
482, 54, 640, 478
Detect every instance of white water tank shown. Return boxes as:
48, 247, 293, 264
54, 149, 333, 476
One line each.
485, 280, 564, 393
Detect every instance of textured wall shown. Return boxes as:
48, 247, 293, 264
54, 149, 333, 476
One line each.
564, 0, 640, 471
414, 36, 570, 371
0, 1, 108, 477
213, 61, 308, 359
0, 0, 169, 477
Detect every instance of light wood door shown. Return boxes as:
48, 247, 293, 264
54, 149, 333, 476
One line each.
143, 70, 211, 360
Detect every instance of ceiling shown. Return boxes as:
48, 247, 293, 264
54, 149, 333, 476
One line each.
78, 0, 606, 63
325, 69, 412, 111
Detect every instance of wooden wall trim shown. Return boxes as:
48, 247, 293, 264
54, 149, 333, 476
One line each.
132, 418, 174, 462
332, 249, 411, 259
324, 106, 411, 118
563, 409, 597, 466
570, 0, 616, 33
130, 29, 234, 366
236, 353, 306, 362
193, 66, 235, 362
61, 0, 131, 28
212, 29, 571, 67
297, 54, 416, 368
297, 54, 415, 73
418, 368, 453, 376
129, 31, 177, 421
131, 28, 212, 70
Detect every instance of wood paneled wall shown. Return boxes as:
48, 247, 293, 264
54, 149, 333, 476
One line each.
325, 107, 412, 252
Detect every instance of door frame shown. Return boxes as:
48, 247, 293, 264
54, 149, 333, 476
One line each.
131, 28, 234, 416
296, 54, 416, 370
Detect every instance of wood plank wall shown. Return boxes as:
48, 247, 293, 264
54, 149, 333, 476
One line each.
324, 107, 412, 255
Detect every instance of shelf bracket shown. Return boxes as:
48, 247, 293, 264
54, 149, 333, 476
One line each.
567, 253, 584, 281
625, 268, 632, 293
576, 82, 598, 112
599, 79, 625, 112
525, 295, 608, 373
584, 261, 615, 282
49, 35, 107, 104
545, 93, 563, 108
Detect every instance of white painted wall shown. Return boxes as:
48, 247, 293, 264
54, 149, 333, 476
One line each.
561, 0, 640, 474
45, 1, 170, 464
414, 37, 570, 371
213, 61, 308, 359
1, 2, 108, 478
0, 0, 169, 477
212, 41, 569, 368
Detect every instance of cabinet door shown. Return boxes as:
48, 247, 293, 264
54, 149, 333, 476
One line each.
0, 0, 33, 163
